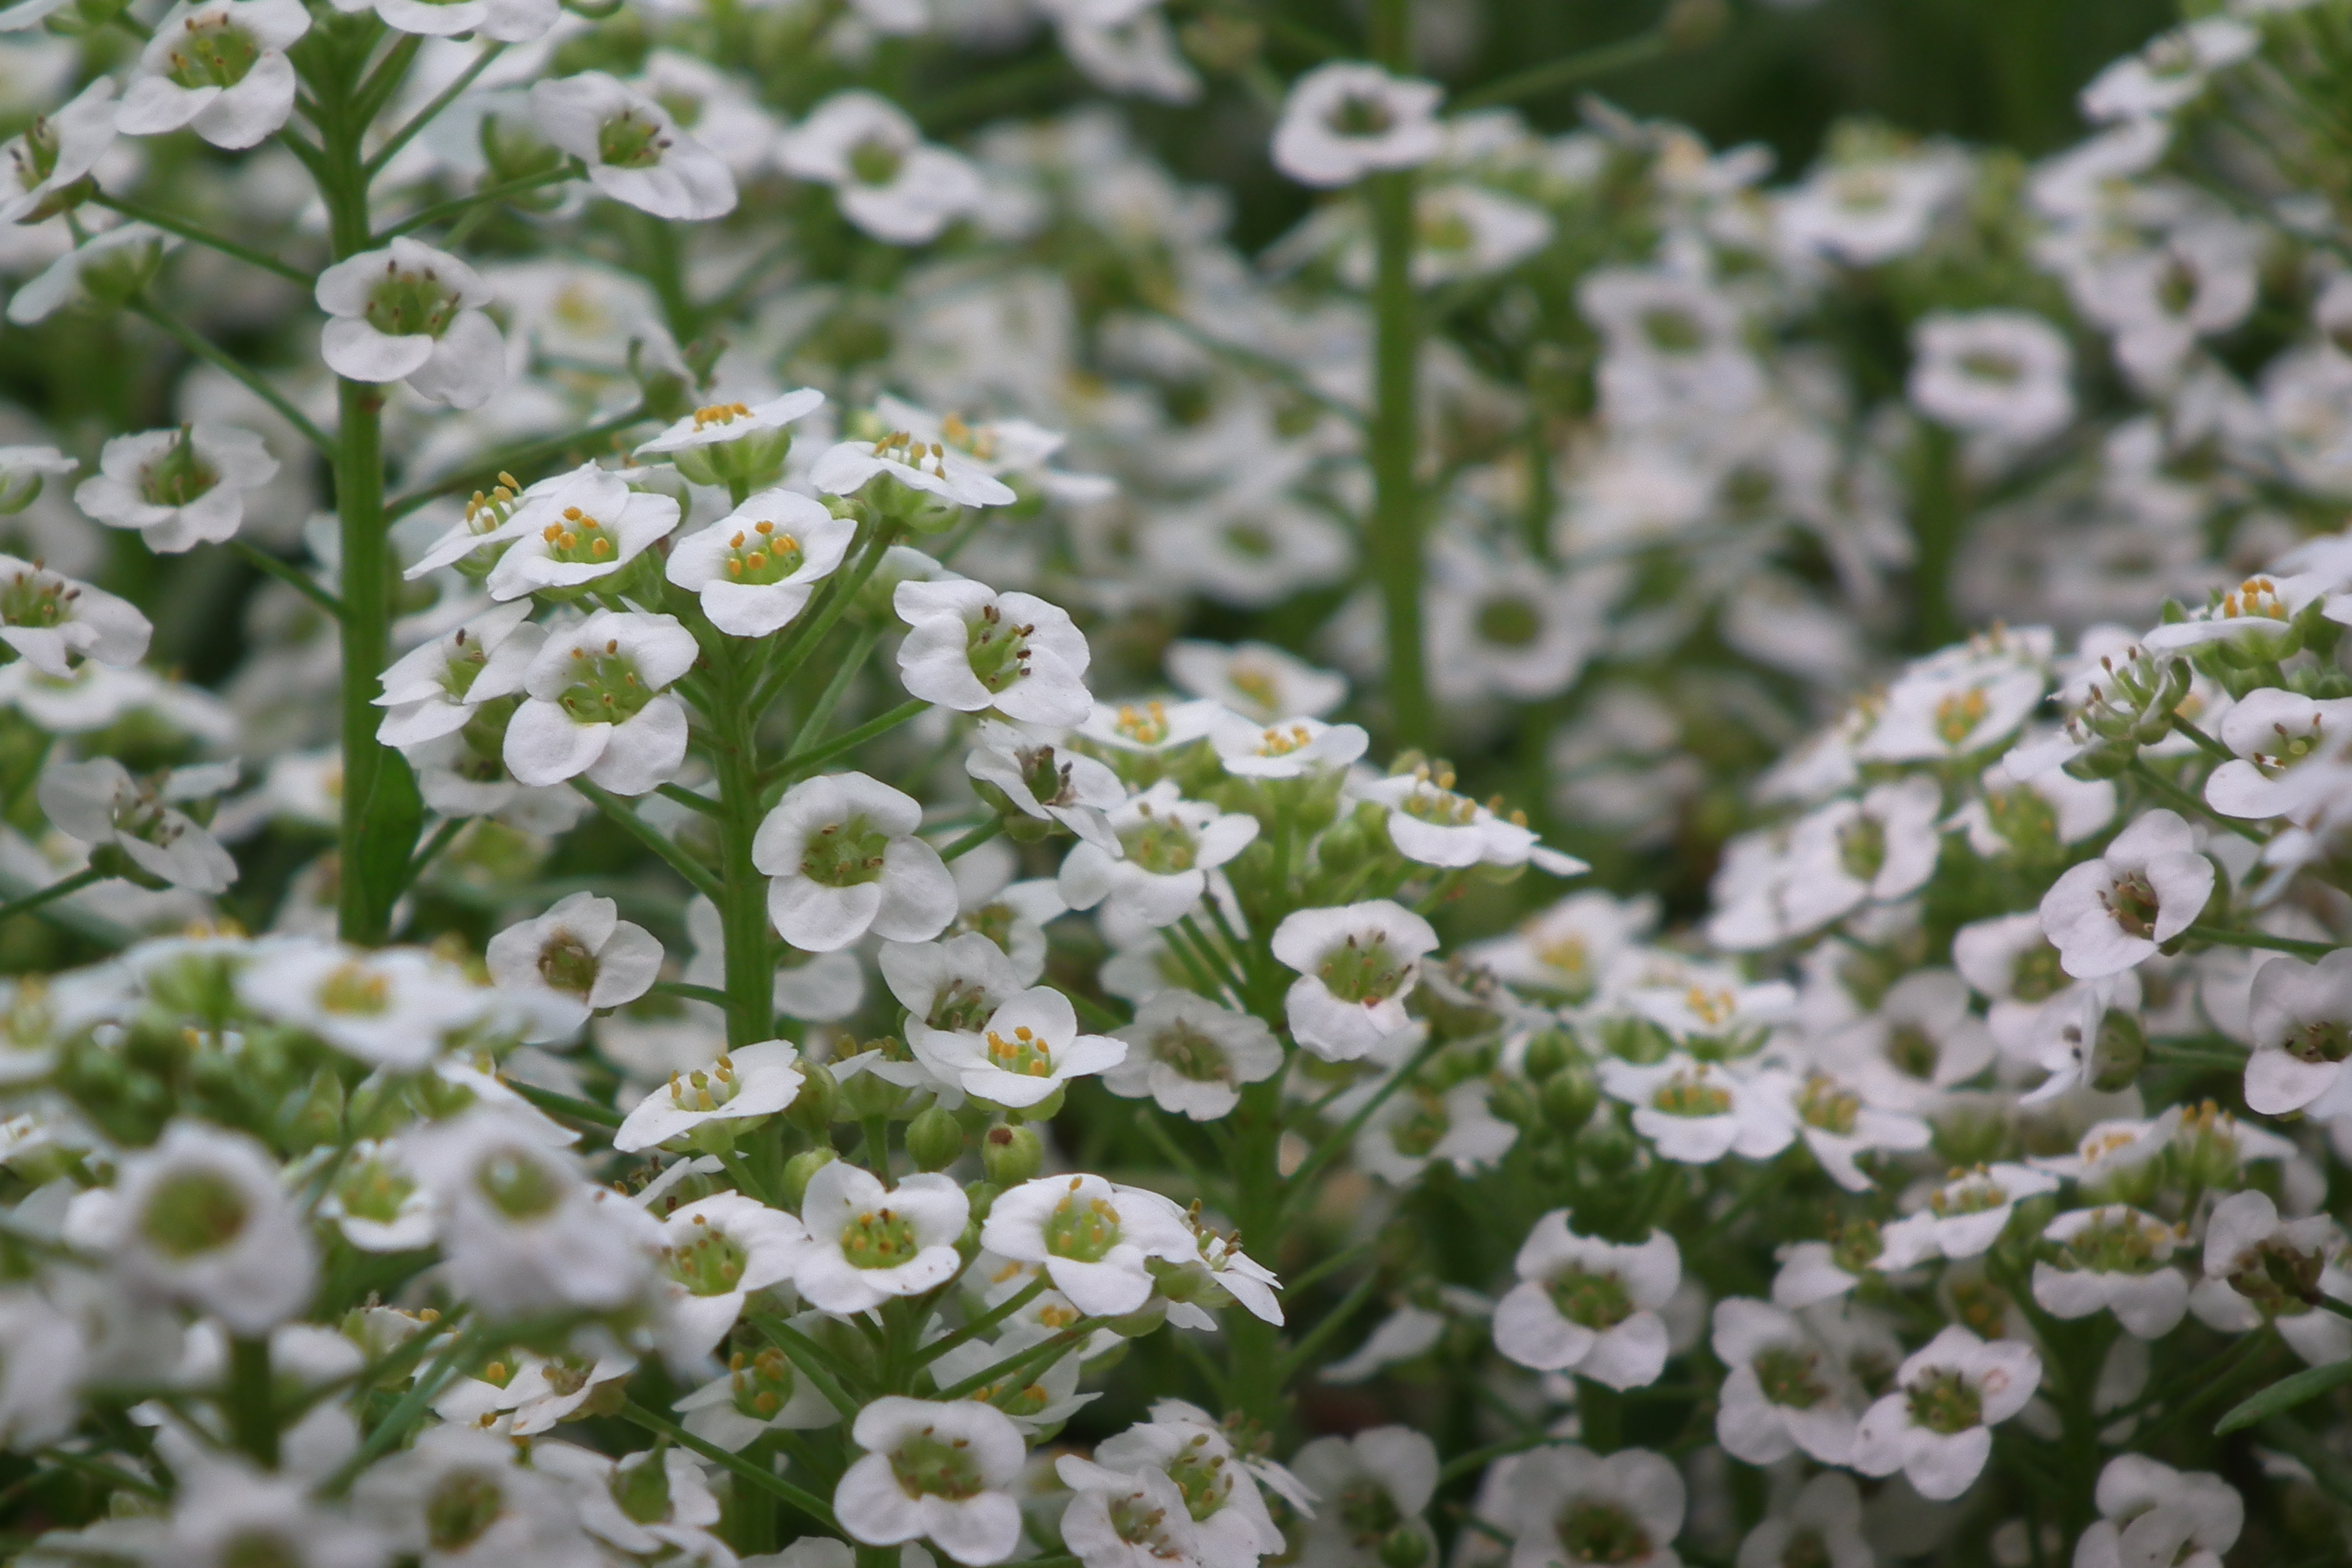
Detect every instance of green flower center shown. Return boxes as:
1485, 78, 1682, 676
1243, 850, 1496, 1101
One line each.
729, 1347, 796, 1420
986, 1023, 1058, 1079
1222, 522, 1277, 560
139, 430, 219, 509
1837, 813, 1886, 883
1475, 595, 1542, 648
2228, 1239, 2326, 1316
1167, 1439, 1234, 1521
427, 1470, 505, 1552
1109, 1491, 1185, 1549
849, 135, 905, 185
538, 506, 619, 567
1640, 306, 1705, 354
1122, 813, 1200, 875
1957, 350, 2023, 386
1019, 744, 1078, 807
139, 1169, 250, 1257
1399, 782, 1478, 827
1545, 1262, 1632, 1329
841, 1206, 922, 1269
555, 642, 657, 726
363, 267, 459, 339
2012, 939, 2066, 1003
536, 934, 600, 995
1329, 92, 1395, 137
2097, 871, 2164, 940
165, 15, 261, 90
668, 1217, 750, 1296
1828, 1217, 1881, 1274
800, 816, 891, 887
1153, 1025, 1232, 1083
966, 604, 1036, 696
1753, 1344, 1828, 1409
926, 978, 998, 1034
720, 519, 806, 586
220, 1532, 302, 1568
1905, 1368, 1981, 1435
1886, 1024, 1940, 1081
2284, 1017, 2352, 1066
2058, 1212, 2166, 1275
1797, 1073, 1860, 1135
1927, 1174, 2007, 1217
888, 1431, 986, 1499
1044, 1191, 1121, 1262
598, 110, 670, 170
1935, 687, 1990, 747
1317, 934, 1407, 1004
1340, 1481, 1403, 1544
335, 1155, 415, 1225
1558, 1500, 1652, 1565
1983, 787, 2059, 853
12, 115, 59, 188
1651, 1067, 1732, 1117
476, 1148, 565, 1220
611, 1453, 674, 1525
0, 564, 72, 632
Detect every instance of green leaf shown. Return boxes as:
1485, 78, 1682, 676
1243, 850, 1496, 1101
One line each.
2215, 1359, 2352, 1435
346, 747, 424, 945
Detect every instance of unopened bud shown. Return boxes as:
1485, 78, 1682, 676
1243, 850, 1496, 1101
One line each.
781, 1147, 836, 1211
2090, 1008, 2145, 1092
1378, 1527, 1433, 1568
1521, 1026, 1578, 1081
983, 1122, 1043, 1186
785, 1059, 838, 1135
1541, 1063, 1599, 1135
906, 1106, 966, 1172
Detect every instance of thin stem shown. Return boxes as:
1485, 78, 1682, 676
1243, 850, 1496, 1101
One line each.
938, 818, 1006, 863
620, 1401, 839, 1529
366, 41, 505, 177
785, 622, 880, 762
2170, 712, 2236, 762
95, 193, 312, 283
2131, 758, 2261, 842
1276, 1264, 1386, 1380
385, 402, 651, 521
657, 782, 722, 816
1281, 1032, 1446, 1222
226, 538, 344, 619
1451, 28, 1673, 110
913, 1278, 1050, 1368
226, 1336, 279, 1467
762, 699, 930, 805
375, 164, 577, 242
574, 780, 725, 902
503, 1078, 624, 1130
1436, 1431, 1560, 1484
327, 1319, 495, 1493
399, 816, 464, 889
752, 521, 903, 716
652, 979, 732, 1008
755, 1313, 871, 1411
132, 301, 333, 455
2180, 924, 2342, 960
710, 640, 778, 1051
934, 1322, 1097, 1401
0, 867, 104, 926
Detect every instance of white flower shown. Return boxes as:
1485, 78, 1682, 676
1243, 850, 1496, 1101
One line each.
1352, 768, 1583, 875
1852, 1325, 2042, 1500
116, 0, 309, 150
1734, 1473, 1871, 1568
1165, 639, 1346, 723
357, 1426, 596, 1564
2242, 948, 2352, 1116
330, 0, 554, 41
897, 580, 1093, 727
2038, 808, 2213, 978
2193, 1188, 2352, 1365
504, 609, 698, 795
1425, 549, 1612, 704
0, 1290, 84, 1451
835, 1397, 1026, 1565
1208, 712, 1368, 779
2203, 688, 2352, 822
1092, 1401, 1285, 1566
1710, 1298, 1861, 1465
932, 1324, 1097, 1435
237, 939, 487, 1069
374, 600, 544, 748
1600, 1054, 1794, 1165
2073, 1456, 2243, 1568
1073, 696, 1224, 757
0, 79, 117, 226
1059, 780, 1258, 931
756, 771, 958, 952
406, 1108, 662, 1319
657, 1190, 809, 1358
1354, 1076, 1518, 1184
2144, 571, 2342, 655
1778, 150, 1968, 264
1103, 990, 1281, 1121
1491, 1214, 1678, 1388
1270, 63, 1444, 187
794, 1161, 968, 1313
781, 93, 985, 244
536, 1441, 726, 1560
1772, 1231, 1880, 1311
1858, 629, 2052, 763
982, 1173, 1197, 1317
2079, 17, 2256, 122
0, 553, 146, 678
915, 985, 1126, 1110
63, 1120, 316, 1335
663, 491, 855, 640
813, 433, 1018, 509
887, 931, 1027, 1054
1499, 1445, 1685, 1568
1271, 900, 1437, 1062
7, 224, 175, 326
75, 423, 277, 554
485, 890, 664, 1043
1468, 890, 1656, 1005
154, 1460, 386, 1568
314, 239, 506, 409
531, 72, 736, 220
2031, 1205, 2188, 1337
966, 721, 1124, 850
1908, 310, 2075, 445
674, 1322, 839, 1449
485, 465, 682, 601
1824, 968, 1997, 1113
1948, 751, 2117, 856
1579, 268, 1764, 425
617, 1039, 805, 1153
316, 1139, 436, 1252
1876, 1163, 2060, 1269
37, 755, 238, 892
1057, 1457, 1204, 1568
1285, 1429, 1435, 1568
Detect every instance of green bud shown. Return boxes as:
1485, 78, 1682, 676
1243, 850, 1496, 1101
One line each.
781, 1147, 836, 1211
1486, 1077, 1540, 1132
983, 1122, 1043, 1186
2090, 1008, 2146, 1093
1577, 1112, 1636, 1173
838, 1063, 907, 1122
906, 1105, 966, 1172
785, 1060, 838, 1135
612, 1449, 673, 1525
281, 1066, 346, 1151
1378, 1527, 1433, 1568
1540, 1063, 1599, 1135
1522, 1026, 1578, 1081
1664, 0, 1728, 47
1104, 1300, 1168, 1338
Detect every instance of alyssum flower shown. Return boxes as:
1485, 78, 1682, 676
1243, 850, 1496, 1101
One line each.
756, 772, 958, 953
503, 609, 698, 796
315, 238, 507, 410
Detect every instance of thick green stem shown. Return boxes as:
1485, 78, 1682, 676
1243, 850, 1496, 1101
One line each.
1367, 166, 1428, 752
226, 1335, 279, 1467
1224, 1075, 1286, 1431
712, 643, 776, 1050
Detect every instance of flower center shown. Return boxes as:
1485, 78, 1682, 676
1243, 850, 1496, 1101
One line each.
1019, 744, 1079, 805
985, 1024, 1057, 1079
1475, 595, 1543, 648
2012, 938, 2066, 1001
139, 1170, 250, 1257
1651, 1066, 1732, 1117
536, 933, 600, 995
2097, 870, 2163, 940
426, 1471, 506, 1553
1934, 687, 1990, 747
1329, 91, 1396, 136
1399, 780, 1478, 827
1121, 812, 1200, 876
849, 134, 905, 185
556, 640, 657, 725
666, 1057, 741, 1113
1927, 1173, 2006, 1217
363, 266, 460, 339
729, 1348, 795, 1419
1108, 1491, 1187, 1554
799, 816, 892, 888
1837, 813, 1886, 883
2228, 1239, 2326, 1315
165, 14, 261, 90
437, 629, 489, 701
598, 109, 671, 170
928, 979, 998, 1034
540, 507, 618, 567
720, 520, 805, 585
1317, 934, 1407, 1004
1340, 1481, 1402, 1544
1166, 1438, 1234, 1521
1886, 1024, 1940, 1081
840, 1206, 921, 1269
1640, 306, 1705, 354
667, 1216, 750, 1295
318, 961, 391, 1015
1545, 1262, 1633, 1329
1251, 724, 1317, 759
2215, 576, 2288, 622
333, 1155, 414, 1224
1557, 1500, 1652, 1565
1829, 1217, 1882, 1273
1753, 1344, 1829, 1408
1797, 1073, 1859, 1135
475, 1148, 564, 1220
1044, 1191, 1121, 1262
2284, 1016, 2352, 1065
0, 564, 72, 632
1153, 1024, 1231, 1083
2252, 713, 2329, 775
966, 603, 1036, 696
1113, 701, 1172, 745
139, 429, 219, 509
2059, 1212, 2166, 1275
1905, 1368, 1982, 1435
10, 116, 59, 189
888, 1431, 986, 1500
692, 401, 752, 428
1956, 349, 2023, 386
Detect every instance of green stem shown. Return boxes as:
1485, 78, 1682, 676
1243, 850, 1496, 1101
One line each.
0, 867, 104, 926
504, 1078, 623, 1130
934, 1322, 1095, 1401
366, 41, 505, 177
375, 164, 577, 242
2180, 924, 2342, 960
1280, 1031, 1445, 1222
619, 1401, 839, 1529
783, 622, 880, 760
226, 538, 344, 620
97, 194, 313, 283
938, 818, 1006, 863
912, 1278, 1049, 1368
1451, 29, 1672, 110
754, 1313, 871, 1411
652, 979, 732, 1008
1366, 162, 1429, 752
132, 300, 333, 455
1436, 1431, 1559, 1484
711, 642, 776, 1052
327, 1319, 494, 1493
226, 1335, 279, 1467
752, 520, 903, 717
574, 780, 725, 901
765, 699, 931, 803
2170, 712, 2235, 762
2131, 758, 2261, 842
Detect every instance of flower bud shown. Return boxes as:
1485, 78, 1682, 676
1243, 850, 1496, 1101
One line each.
983, 1122, 1043, 1186
781, 1147, 836, 1211
1576, 1111, 1636, 1173
1379, 1527, 1433, 1568
2090, 1008, 2146, 1093
1487, 1077, 1540, 1132
906, 1105, 966, 1172
785, 1059, 838, 1135
1521, 1026, 1578, 1081
1541, 1062, 1600, 1134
